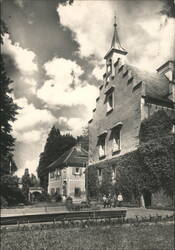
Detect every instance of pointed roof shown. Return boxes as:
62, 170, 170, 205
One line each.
111, 15, 125, 51
104, 15, 127, 59
47, 146, 88, 171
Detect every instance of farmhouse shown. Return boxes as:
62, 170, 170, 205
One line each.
88, 17, 175, 207
47, 144, 88, 202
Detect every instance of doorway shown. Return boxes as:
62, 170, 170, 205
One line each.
143, 190, 152, 207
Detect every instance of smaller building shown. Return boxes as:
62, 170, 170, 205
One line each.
47, 144, 88, 202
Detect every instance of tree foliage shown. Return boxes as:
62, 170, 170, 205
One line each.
0, 175, 25, 206
85, 165, 99, 199
99, 164, 113, 196
77, 126, 89, 152
21, 169, 31, 201
87, 110, 174, 201
37, 126, 76, 191
0, 19, 19, 175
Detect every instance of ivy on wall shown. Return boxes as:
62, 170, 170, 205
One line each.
99, 163, 113, 196
86, 110, 175, 200
85, 164, 99, 199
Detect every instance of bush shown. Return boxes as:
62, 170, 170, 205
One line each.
38, 193, 51, 202
0, 196, 8, 208
55, 193, 62, 202
0, 175, 26, 206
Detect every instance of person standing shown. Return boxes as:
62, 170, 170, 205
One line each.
103, 195, 107, 208
113, 194, 117, 208
117, 193, 123, 207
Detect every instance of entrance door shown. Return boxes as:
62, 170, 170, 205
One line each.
143, 190, 152, 207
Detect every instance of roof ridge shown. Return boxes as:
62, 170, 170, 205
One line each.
63, 146, 75, 163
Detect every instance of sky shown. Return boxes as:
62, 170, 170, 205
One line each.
1, 0, 175, 177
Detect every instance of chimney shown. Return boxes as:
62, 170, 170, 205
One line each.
157, 60, 175, 103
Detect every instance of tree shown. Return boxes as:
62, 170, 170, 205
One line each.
21, 169, 31, 201
37, 126, 76, 192
0, 175, 25, 206
0, 19, 19, 175
30, 174, 40, 187
77, 126, 89, 152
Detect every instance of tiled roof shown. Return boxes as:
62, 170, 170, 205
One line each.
47, 146, 88, 170
126, 65, 173, 104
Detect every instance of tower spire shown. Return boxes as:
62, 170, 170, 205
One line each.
111, 14, 125, 51
104, 14, 127, 60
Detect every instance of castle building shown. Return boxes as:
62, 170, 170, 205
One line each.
47, 144, 88, 202
88, 17, 175, 207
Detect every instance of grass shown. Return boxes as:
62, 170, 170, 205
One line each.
1, 223, 174, 250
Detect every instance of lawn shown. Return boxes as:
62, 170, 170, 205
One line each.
1, 223, 174, 250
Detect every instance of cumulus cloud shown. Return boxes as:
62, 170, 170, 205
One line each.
17, 160, 37, 177
13, 97, 57, 142
92, 65, 105, 80
58, 1, 114, 59
58, 116, 86, 136
58, 0, 174, 72
37, 57, 99, 119
2, 34, 38, 74
14, 0, 24, 9
132, 16, 175, 71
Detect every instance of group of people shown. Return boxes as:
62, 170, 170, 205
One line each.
103, 193, 123, 208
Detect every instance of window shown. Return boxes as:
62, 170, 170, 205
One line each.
110, 123, 122, 154
107, 92, 114, 112
98, 169, 102, 177
112, 129, 120, 152
50, 171, 55, 179
112, 168, 116, 183
107, 59, 112, 75
75, 167, 80, 174
55, 169, 61, 179
74, 187, 81, 197
98, 136, 106, 158
51, 188, 55, 195
56, 188, 60, 194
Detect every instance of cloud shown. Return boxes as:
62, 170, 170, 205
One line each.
37, 57, 99, 119
132, 17, 175, 71
17, 160, 37, 177
58, 116, 86, 136
58, 0, 175, 72
13, 97, 57, 142
14, 0, 24, 9
92, 65, 105, 80
2, 34, 38, 75
58, 1, 114, 59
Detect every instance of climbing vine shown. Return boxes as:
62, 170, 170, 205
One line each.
86, 110, 175, 200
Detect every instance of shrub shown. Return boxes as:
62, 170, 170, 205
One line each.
0, 196, 8, 208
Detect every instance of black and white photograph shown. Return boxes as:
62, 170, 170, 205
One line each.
1, 0, 175, 249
